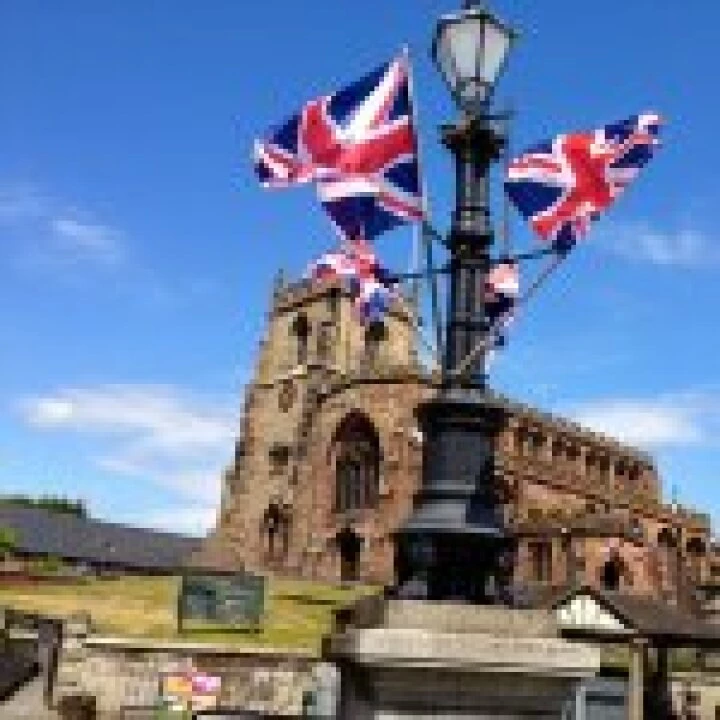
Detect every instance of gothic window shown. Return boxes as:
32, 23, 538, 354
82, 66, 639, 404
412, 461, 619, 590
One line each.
528, 541, 553, 583
317, 322, 334, 363
336, 525, 363, 582
332, 413, 381, 514
327, 287, 340, 318
687, 536, 707, 581
364, 320, 387, 366
585, 453, 596, 478
518, 428, 537, 457
600, 555, 623, 591
599, 457, 611, 487
529, 431, 544, 455
268, 442, 290, 473
600, 551, 630, 591
658, 527, 677, 547
628, 465, 641, 488
291, 313, 310, 366
517, 428, 529, 455
261, 500, 290, 559
687, 536, 706, 555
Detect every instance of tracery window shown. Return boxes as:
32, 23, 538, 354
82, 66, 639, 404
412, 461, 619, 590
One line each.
528, 540, 553, 582
332, 413, 381, 513
364, 320, 387, 366
291, 313, 310, 366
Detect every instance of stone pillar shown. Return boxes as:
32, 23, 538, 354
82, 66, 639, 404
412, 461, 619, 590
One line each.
54, 613, 92, 706
628, 638, 646, 720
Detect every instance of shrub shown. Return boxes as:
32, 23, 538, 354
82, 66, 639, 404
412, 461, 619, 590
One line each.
0, 526, 17, 559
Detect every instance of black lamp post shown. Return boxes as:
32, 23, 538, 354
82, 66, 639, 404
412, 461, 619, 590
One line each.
395, 1, 517, 603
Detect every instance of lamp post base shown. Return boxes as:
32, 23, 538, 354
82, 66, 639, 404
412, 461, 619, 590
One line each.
394, 390, 513, 604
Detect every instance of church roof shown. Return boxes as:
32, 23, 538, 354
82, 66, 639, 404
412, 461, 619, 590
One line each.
0, 505, 202, 573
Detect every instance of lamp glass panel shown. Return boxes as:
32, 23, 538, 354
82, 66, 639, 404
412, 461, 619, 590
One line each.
479, 21, 511, 85
436, 17, 484, 91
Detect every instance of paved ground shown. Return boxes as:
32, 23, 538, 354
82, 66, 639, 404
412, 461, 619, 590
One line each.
0, 677, 60, 719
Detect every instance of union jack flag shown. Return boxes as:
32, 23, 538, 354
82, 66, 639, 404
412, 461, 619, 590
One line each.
505, 112, 663, 254
306, 238, 394, 324
485, 260, 519, 347
254, 53, 425, 241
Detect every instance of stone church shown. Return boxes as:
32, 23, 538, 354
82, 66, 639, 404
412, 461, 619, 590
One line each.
200, 271, 714, 607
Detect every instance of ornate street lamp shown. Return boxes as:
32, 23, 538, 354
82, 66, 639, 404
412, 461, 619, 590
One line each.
395, 2, 517, 603
433, 1, 516, 115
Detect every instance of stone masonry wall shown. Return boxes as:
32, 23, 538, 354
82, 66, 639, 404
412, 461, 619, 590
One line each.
53, 615, 316, 718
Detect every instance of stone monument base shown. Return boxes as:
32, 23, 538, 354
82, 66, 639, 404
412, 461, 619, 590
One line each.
325, 600, 600, 720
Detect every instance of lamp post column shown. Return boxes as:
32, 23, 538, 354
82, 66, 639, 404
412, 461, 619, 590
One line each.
442, 117, 504, 386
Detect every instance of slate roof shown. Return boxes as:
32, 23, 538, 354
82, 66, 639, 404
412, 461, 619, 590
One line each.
0, 506, 202, 572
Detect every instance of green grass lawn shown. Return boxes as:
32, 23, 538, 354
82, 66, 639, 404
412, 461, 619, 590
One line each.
0, 575, 377, 654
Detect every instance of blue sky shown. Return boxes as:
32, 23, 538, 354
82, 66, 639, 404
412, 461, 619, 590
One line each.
1, 0, 719, 536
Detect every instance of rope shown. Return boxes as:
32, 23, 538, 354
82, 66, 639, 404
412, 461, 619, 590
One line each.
448, 252, 564, 379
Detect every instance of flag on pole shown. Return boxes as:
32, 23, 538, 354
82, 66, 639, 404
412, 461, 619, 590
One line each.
504, 112, 663, 254
254, 53, 425, 241
306, 238, 395, 324
485, 260, 519, 347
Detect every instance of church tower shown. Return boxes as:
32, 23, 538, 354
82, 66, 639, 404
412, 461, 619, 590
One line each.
199, 271, 433, 582
198, 270, 712, 600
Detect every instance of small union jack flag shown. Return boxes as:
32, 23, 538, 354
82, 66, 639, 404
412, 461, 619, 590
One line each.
505, 112, 663, 254
485, 260, 519, 347
306, 239, 394, 324
254, 53, 425, 241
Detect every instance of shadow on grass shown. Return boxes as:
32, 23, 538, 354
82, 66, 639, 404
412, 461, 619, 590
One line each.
274, 593, 339, 607
178, 625, 263, 637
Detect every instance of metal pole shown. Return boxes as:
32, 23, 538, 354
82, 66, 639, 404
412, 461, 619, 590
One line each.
441, 117, 504, 387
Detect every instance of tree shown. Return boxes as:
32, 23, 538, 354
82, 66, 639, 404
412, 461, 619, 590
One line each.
0, 526, 17, 559
0, 495, 87, 518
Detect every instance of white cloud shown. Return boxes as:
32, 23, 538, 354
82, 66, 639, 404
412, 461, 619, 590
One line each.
137, 506, 218, 537
566, 391, 720, 448
21, 384, 237, 452
598, 221, 719, 268
18, 384, 239, 512
0, 182, 125, 268
0, 183, 46, 221
50, 216, 124, 266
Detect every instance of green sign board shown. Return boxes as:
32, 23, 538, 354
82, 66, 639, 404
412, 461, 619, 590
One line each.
178, 572, 265, 630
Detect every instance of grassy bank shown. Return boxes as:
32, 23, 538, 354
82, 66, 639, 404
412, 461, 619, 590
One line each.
0, 574, 376, 653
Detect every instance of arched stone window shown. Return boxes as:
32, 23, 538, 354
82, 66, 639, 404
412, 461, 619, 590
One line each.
658, 527, 678, 547
291, 313, 310, 366
364, 320, 387, 366
600, 551, 629, 591
332, 413, 381, 513
686, 536, 707, 581
261, 499, 290, 560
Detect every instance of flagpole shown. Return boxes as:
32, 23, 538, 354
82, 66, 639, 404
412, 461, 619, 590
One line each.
405, 46, 443, 364
501, 110, 513, 258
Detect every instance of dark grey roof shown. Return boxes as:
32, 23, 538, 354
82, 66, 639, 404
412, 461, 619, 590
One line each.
552, 584, 720, 644
0, 506, 202, 572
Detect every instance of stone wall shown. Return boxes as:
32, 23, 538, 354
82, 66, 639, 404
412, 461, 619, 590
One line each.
53, 615, 317, 718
